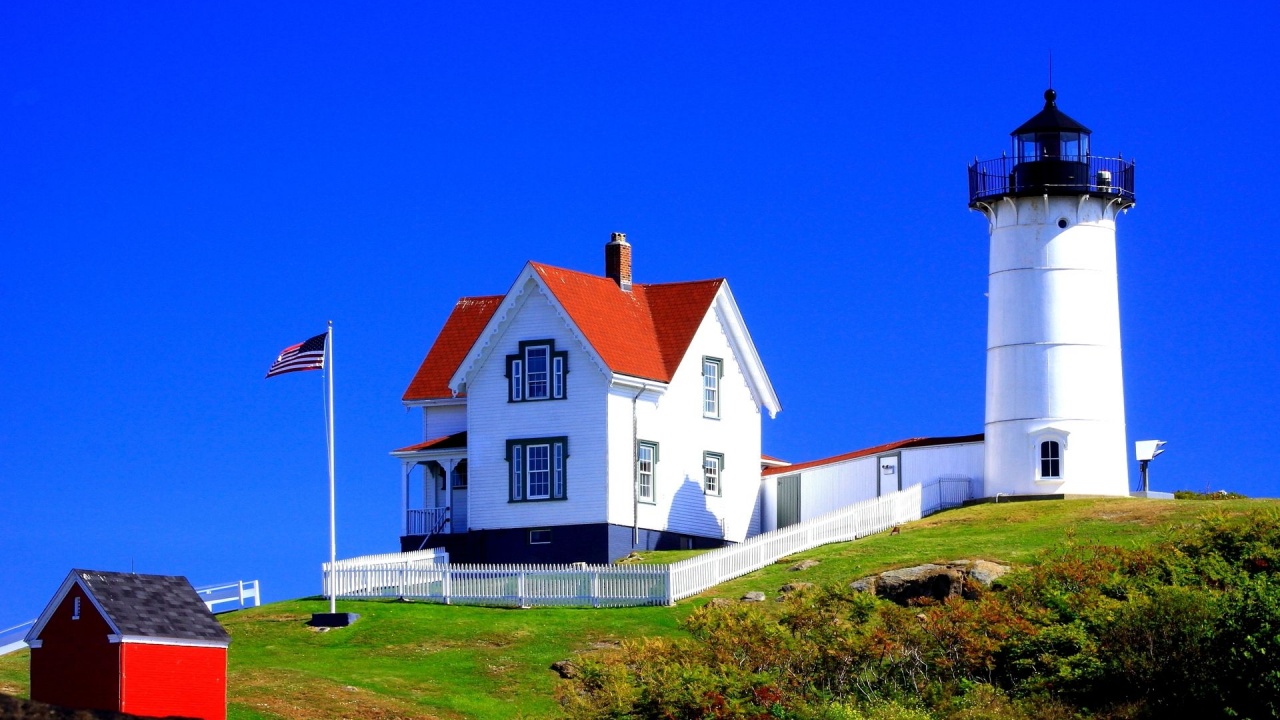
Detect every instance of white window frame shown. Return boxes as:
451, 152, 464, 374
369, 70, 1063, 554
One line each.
1031, 429, 1069, 483
527, 443, 551, 499
637, 441, 658, 504
702, 357, 722, 418
525, 345, 550, 400
512, 445, 524, 500
703, 451, 723, 496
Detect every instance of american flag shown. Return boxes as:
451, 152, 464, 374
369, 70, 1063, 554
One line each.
265, 332, 327, 378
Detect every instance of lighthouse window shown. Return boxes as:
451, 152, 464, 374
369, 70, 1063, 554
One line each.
1061, 133, 1082, 160
1018, 134, 1038, 161
1040, 441, 1062, 479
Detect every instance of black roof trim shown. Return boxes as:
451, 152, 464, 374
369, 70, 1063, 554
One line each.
1012, 89, 1091, 135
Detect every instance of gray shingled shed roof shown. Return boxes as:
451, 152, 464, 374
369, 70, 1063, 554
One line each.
74, 569, 231, 644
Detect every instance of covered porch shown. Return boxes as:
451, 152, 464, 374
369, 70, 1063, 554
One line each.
391, 431, 468, 550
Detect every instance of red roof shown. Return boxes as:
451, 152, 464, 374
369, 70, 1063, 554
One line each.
532, 262, 722, 382
762, 434, 984, 476
403, 296, 503, 401
392, 431, 468, 454
403, 264, 723, 401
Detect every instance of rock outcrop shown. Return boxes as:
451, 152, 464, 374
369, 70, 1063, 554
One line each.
850, 559, 1012, 605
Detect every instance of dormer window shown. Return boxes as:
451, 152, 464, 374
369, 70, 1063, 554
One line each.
507, 340, 568, 402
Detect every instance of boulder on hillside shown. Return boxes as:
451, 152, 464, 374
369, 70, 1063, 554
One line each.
551, 660, 580, 679
779, 582, 813, 595
741, 591, 766, 602
789, 559, 821, 571
849, 559, 1013, 606
875, 564, 964, 605
849, 576, 877, 594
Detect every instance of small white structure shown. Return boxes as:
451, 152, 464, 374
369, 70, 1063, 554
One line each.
394, 233, 781, 564
759, 434, 983, 531
968, 90, 1136, 497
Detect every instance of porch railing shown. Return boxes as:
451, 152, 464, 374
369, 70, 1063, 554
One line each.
407, 507, 449, 536
327, 477, 970, 608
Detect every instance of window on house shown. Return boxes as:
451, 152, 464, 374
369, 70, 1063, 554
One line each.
1040, 441, 1062, 479
450, 461, 467, 489
637, 441, 658, 503
703, 451, 724, 496
529, 528, 552, 544
72, 596, 80, 620
508, 437, 568, 502
507, 340, 568, 402
703, 357, 721, 418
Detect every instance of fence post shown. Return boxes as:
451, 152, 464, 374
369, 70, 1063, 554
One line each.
444, 567, 452, 605
518, 569, 527, 608
237, 580, 245, 609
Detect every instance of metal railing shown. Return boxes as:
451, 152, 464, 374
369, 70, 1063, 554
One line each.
0, 620, 35, 656
325, 477, 971, 608
968, 155, 1135, 204
195, 579, 262, 614
407, 507, 449, 536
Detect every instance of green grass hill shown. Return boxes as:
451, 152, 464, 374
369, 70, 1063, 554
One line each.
2, 497, 1273, 719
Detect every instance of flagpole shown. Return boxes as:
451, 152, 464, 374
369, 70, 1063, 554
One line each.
325, 320, 337, 615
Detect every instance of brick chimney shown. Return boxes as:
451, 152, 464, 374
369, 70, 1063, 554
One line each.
605, 232, 632, 291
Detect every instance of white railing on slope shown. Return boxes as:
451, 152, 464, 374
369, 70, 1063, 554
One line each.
195, 579, 262, 614
322, 478, 970, 608
0, 620, 35, 656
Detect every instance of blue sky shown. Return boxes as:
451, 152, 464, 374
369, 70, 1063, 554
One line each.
3, 2, 1277, 622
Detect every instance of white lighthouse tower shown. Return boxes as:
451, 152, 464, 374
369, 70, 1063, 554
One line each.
968, 90, 1136, 497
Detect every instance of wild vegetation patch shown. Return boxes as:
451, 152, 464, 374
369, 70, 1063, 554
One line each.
560, 509, 1280, 719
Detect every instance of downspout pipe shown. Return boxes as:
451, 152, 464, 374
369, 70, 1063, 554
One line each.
631, 384, 650, 546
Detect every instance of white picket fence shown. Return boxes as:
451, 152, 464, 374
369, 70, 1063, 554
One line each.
323, 547, 450, 597
323, 478, 970, 608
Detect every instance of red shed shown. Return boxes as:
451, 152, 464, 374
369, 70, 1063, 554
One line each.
25, 569, 231, 720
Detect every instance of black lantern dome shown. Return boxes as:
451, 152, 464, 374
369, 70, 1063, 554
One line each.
968, 90, 1134, 207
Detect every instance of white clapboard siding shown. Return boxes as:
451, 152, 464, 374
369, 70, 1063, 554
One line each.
465, 282, 611, 532
323, 478, 970, 608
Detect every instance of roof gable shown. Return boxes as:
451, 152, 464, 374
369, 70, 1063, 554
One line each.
28, 570, 230, 646
404, 260, 780, 417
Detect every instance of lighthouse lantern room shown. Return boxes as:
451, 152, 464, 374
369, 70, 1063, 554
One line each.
968, 90, 1136, 498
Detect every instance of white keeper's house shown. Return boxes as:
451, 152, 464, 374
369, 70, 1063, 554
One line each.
392, 233, 781, 564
